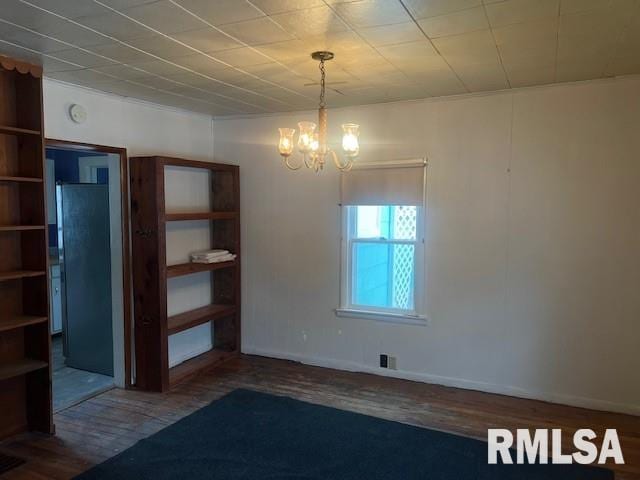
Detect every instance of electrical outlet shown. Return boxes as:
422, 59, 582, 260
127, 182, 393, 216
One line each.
380, 354, 397, 370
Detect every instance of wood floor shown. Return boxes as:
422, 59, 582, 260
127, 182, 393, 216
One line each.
1, 354, 639, 479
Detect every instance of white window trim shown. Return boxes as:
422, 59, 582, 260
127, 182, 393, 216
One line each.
337, 158, 428, 326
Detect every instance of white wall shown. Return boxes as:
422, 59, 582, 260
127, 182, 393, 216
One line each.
213, 76, 640, 415
44, 79, 216, 384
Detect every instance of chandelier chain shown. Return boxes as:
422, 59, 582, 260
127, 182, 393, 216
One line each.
319, 59, 326, 108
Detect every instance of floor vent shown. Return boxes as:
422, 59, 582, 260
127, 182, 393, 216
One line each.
0, 452, 25, 474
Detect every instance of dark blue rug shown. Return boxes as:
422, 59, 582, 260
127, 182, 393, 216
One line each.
75, 388, 613, 479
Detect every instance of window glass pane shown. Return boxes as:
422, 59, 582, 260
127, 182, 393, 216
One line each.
352, 242, 415, 310
354, 206, 416, 240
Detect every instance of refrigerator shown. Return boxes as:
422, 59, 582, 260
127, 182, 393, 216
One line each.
57, 183, 114, 377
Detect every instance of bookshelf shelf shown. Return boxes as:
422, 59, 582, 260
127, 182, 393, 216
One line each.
0, 124, 41, 136
164, 212, 237, 221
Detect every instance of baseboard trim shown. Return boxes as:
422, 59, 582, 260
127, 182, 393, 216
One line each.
242, 345, 640, 417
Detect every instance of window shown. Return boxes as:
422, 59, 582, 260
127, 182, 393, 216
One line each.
337, 159, 427, 324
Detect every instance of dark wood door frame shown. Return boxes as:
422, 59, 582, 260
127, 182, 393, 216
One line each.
45, 138, 132, 388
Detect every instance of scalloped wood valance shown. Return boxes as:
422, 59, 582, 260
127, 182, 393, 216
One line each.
0, 55, 43, 78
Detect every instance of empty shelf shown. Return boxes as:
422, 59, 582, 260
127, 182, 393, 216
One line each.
0, 271, 46, 282
0, 315, 48, 333
0, 176, 42, 183
166, 261, 236, 278
0, 358, 48, 381
169, 349, 237, 387
0, 125, 41, 136
167, 304, 235, 336
165, 212, 237, 221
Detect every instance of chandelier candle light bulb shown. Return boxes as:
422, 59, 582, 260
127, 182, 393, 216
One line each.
277, 51, 360, 172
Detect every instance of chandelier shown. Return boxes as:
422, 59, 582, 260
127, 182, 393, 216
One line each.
277, 51, 360, 172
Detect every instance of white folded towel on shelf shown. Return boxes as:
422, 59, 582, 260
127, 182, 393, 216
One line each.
190, 249, 236, 264
191, 249, 229, 259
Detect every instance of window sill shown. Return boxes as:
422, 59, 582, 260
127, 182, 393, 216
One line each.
335, 308, 429, 326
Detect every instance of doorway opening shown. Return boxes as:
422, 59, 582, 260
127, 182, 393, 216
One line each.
45, 140, 131, 412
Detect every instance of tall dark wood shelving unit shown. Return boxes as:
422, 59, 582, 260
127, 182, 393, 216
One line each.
130, 156, 240, 392
0, 56, 52, 439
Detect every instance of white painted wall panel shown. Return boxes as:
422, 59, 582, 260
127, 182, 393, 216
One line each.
213, 77, 640, 414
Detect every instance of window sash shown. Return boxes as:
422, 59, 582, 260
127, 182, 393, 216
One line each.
341, 206, 424, 317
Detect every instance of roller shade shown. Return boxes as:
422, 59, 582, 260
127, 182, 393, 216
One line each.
340, 160, 425, 206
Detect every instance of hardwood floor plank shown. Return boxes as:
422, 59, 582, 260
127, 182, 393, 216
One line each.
0, 355, 638, 479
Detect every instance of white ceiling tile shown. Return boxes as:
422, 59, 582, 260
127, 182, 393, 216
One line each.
499, 42, 557, 69
406, 67, 468, 95
171, 0, 265, 26
377, 39, 439, 58
22, 0, 112, 19
126, 34, 197, 59
49, 48, 119, 68
492, 17, 559, 46
402, 0, 482, 19
455, 62, 509, 91
559, 0, 610, 15
74, 13, 157, 40
254, 39, 310, 63
605, 54, 640, 76
170, 28, 243, 52
42, 20, 115, 47
89, 42, 157, 63
208, 46, 273, 67
249, 0, 325, 14
271, 6, 347, 38
433, 29, 500, 67
357, 22, 424, 46
0, 1, 65, 31
219, 17, 294, 45
120, 0, 208, 34
92, 63, 156, 80
0, 25, 70, 53
45, 68, 116, 84
559, 6, 632, 38
97, 0, 159, 9
174, 54, 234, 75
493, 17, 558, 68
418, 6, 489, 38
333, 0, 412, 28
506, 65, 555, 86
485, 0, 560, 27
557, 35, 616, 63
127, 59, 190, 76
40, 55, 81, 72
556, 60, 607, 82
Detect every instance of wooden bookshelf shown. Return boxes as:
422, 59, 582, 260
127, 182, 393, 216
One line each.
130, 156, 240, 392
0, 55, 52, 440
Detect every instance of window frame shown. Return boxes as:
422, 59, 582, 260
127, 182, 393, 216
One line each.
337, 202, 427, 326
